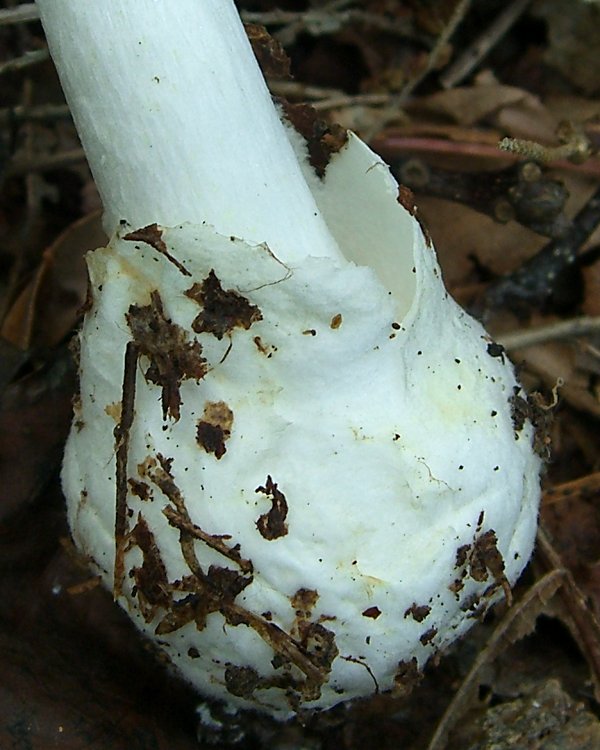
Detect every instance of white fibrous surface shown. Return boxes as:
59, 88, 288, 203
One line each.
35, 0, 342, 264
63, 133, 541, 719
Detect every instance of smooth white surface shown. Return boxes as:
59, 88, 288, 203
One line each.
36, 0, 342, 264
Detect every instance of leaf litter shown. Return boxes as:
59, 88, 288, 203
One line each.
1, 1, 600, 748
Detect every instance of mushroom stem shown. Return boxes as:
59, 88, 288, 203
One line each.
35, 0, 343, 264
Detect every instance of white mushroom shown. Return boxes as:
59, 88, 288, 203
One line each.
37, 0, 541, 720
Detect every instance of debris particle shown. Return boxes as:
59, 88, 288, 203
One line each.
255, 476, 289, 540
196, 401, 234, 459
330, 313, 343, 330
128, 478, 152, 501
487, 342, 505, 362
128, 513, 170, 622
450, 528, 511, 605
253, 336, 276, 356
510, 388, 530, 433
392, 657, 422, 698
301, 622, 338, 672
362, 606, 382, 619
397, 184, 416, 215
127, 290, 207, 421
124, 223, 191, 276
279, 100, 348, 178
292, 588, 319, 622
104, 401, 122, 422
244, 23, 291, 80
225, 664, 262, 699
419, 627, 437, 646
186, 270, 262, 340
509, 386, 554, 459
404, 603, 431, 622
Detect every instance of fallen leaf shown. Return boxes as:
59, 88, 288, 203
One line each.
1, 210, 104, 351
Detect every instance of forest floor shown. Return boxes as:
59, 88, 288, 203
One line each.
1, 1, 600, 748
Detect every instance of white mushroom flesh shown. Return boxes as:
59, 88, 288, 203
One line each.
64, 132, 541, 719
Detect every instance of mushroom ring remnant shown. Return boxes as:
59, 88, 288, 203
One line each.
64, 135, 541, 720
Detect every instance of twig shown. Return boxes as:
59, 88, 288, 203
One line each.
243, 6, 417, 46
499, 316, 600, 350
481, 183, 600, 314
536, 525, 600, 702
0, 3, 39, 27
313, 92, 391, 112
6, 147, 86, 176
0, 48, 48, 76
428, 517, 600, 749
363, 0, 475, 140
398, 0, 473, 104
371, 134, 600, 177
242, 0, 353, 26
0, 103, 70, 125
363, 0, 474, 144
543, 472, 600, 506
500, 122, 592, 165
270, 80, 345, 101
0, 338, 29, 395
426, 569, 565, 750
270, 79, 391, 111
0, 78, 44, 328
440, 0, 532, 88
113, 341, 139, 598
390, 157, 569, 238
243, 0, 355, 47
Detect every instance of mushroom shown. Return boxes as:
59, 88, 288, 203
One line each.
37, 0, 541, 721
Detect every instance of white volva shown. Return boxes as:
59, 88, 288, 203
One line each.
38, 0, 541, 721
